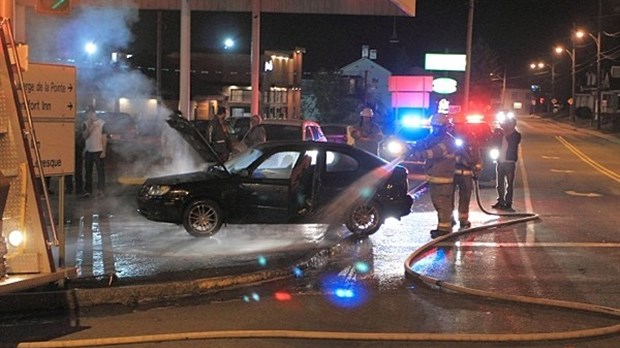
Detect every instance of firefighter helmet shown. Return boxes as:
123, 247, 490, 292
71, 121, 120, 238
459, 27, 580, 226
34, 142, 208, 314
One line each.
360, 108, 374, 118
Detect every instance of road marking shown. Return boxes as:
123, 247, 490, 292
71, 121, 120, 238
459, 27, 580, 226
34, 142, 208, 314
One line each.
556, 136, 620, 183
518, 140, 536, 244
550, 169, 574, 173
443, 241, 620, 248
542, 155, 560, 159
565, 190, 602, 197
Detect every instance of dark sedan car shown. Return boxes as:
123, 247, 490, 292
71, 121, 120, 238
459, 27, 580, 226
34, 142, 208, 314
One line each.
137, 116, 413, 237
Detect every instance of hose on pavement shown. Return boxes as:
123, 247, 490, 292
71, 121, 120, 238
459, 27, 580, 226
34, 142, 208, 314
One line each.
17, 178, 620, 347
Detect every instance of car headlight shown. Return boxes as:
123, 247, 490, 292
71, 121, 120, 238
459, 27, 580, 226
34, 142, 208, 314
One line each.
147, 185, 171, 196
489, 148, 499, 161
496, 112, 506, 123
386, 140, 406, 155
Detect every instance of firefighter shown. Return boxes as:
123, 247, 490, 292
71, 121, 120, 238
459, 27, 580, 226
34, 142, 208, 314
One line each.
409, 113, 457, 239
207, 106, 234, 162
351, 107, 383, 155
451, 122, 482, 229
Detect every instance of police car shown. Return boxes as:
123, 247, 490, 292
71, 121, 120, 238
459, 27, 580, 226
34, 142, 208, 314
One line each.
378, 112, 432, 163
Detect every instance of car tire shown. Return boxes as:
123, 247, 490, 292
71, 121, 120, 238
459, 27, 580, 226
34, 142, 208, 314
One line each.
345, 200, 382, 237
182, 199, 223, 237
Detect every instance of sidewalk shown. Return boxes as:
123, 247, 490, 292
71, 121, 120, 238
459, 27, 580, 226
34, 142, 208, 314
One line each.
535, 111, 620, 144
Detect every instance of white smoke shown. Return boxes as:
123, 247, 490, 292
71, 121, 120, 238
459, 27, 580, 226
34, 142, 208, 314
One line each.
26, 3, 205, 180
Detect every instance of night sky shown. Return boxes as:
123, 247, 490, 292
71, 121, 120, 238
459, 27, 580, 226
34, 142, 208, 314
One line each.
131, 0, 616, 83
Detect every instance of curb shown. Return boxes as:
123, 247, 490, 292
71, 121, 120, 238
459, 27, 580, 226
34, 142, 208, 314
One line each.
0, 243, 336, 314
0, 267, 296, 314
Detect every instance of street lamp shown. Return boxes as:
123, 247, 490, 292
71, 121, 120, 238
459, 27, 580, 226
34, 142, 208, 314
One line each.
575, 29, 602, 129
224, 38, 235, 50
529, 60, 556, 112
555, 45, 576, 123
85, 42, 97, 55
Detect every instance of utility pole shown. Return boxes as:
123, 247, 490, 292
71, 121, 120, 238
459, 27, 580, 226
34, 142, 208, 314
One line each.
156, 11, 162, 108
463, 0, 474, 113
596, 0, 602, 130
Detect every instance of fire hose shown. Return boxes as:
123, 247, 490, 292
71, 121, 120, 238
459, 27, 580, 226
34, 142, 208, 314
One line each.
17, 177, 620, 347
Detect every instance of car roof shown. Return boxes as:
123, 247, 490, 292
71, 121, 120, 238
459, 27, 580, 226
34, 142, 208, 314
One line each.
262, 119, 320, 127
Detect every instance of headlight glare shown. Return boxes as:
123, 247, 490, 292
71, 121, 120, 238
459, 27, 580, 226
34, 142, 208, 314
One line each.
489, 148, 500, 161
387, 140, 405, 155
147, 185, 171, 196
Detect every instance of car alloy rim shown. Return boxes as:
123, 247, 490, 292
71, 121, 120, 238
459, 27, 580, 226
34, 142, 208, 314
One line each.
352, 204, 379, 231
189, 203, 218, 233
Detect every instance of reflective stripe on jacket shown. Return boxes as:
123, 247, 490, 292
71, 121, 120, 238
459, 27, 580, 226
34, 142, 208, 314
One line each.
412, 132, 457, 184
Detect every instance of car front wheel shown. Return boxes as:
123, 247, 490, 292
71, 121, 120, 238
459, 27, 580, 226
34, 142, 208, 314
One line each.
345, 200, 382, 237
182, 199, 223, 237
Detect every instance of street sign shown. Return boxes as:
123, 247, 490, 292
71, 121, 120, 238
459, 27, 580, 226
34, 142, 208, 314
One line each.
21, 63, 76, 176
31, 121, 75, 176
22, 63, 76, 119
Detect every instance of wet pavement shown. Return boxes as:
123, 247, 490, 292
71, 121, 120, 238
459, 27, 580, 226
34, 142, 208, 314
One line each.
2, 113, 618, 312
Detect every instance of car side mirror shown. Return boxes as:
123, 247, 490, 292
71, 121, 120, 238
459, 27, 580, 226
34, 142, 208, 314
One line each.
238, 169, 250, 178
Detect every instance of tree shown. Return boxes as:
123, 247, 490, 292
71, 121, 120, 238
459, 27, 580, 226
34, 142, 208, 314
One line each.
303, 69, 359, 124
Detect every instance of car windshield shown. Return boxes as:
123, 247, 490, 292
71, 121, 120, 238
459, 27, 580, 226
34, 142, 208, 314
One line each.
224, 148, 264, 174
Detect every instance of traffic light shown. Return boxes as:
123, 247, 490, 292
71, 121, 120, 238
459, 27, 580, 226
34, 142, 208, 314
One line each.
36, 0, 71, 15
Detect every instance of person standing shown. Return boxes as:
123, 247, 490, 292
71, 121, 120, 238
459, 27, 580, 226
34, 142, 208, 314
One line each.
409, 113, 457, 239
82, 107, 107, 198
207, 106, 233, 163
65, 115, 85, 194
451, 123, 482, 229
351, 107, 383, 155
491, 117, 521, 211
242, 114, 267, 148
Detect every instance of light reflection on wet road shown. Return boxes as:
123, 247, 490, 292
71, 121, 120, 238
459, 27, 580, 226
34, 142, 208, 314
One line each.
59, 175, 504, 290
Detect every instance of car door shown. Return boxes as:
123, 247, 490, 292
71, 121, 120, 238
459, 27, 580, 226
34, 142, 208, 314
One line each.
313, 149, 364, 209
237, 150, 301, 223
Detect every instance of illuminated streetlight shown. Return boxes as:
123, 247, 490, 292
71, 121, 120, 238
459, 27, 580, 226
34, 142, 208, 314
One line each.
529, 60, 556, 109
575, 28, 602, 129
224, 38, 234, 50
85, 42, 97, 55
555, 45, 575, 123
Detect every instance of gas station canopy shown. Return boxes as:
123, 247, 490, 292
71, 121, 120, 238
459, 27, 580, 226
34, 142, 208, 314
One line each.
17, 0, 415, 16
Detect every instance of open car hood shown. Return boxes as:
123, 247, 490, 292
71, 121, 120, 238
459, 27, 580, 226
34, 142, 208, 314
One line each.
166, 115, 230, 173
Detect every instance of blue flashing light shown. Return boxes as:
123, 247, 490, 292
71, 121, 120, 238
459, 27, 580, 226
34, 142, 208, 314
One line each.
335, 288, 355, 298
321, 274, 369, 308
402, 115, 423, 128
257, 255, 267, 267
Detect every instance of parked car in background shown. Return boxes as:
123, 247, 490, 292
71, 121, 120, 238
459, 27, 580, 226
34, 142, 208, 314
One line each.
261, 119, 327, 142
138, 117, 413, 238
322, 123, 355, 145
